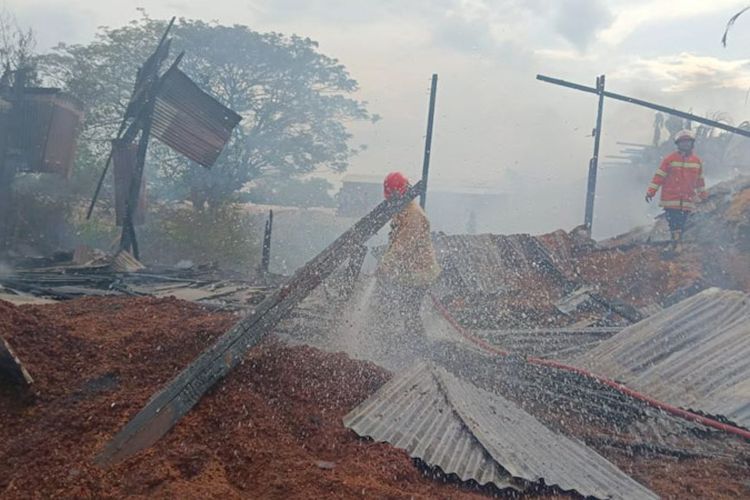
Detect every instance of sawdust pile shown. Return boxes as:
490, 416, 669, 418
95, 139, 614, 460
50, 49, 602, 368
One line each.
0, 297, 493, 499
576, 246, 705, 307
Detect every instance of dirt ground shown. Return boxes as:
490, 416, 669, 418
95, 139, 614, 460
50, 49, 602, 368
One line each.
2, 296, 749, 499
0, 297, 499, 499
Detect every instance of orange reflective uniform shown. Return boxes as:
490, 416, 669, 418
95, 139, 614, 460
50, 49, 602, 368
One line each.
646, 151, 707, 211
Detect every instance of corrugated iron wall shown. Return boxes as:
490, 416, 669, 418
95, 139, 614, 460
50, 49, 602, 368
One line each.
7, 90, 84, 178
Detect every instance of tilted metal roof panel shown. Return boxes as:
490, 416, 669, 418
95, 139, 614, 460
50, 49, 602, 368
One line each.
152, 67, 242, 167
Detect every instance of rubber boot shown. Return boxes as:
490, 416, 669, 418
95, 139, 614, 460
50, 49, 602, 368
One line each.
662, 231, 678, 258
673, 230, 683, 254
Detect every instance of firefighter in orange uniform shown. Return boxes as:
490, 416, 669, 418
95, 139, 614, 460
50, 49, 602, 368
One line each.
376, 172, 441, 338
646, 129, 707, 253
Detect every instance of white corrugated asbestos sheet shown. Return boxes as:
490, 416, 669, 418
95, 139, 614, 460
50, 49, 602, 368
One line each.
344, 362, 656, 499
576, 288, 750, 429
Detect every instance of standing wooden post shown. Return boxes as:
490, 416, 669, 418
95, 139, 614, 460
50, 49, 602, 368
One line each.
119, 109, 154, 259
420, 74, 438, 209
584, 74, 605, 232
261, 209, 273, 273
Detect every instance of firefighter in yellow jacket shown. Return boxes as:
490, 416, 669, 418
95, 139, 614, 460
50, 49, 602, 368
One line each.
376, 172, 441, 337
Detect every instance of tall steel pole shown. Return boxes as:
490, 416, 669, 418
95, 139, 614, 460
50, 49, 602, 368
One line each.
584, 74, 605, 232
420, 74, 438, 209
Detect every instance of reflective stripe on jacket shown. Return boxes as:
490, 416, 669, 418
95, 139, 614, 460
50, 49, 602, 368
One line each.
378, 200, 441, 287
646, 151, 707, 211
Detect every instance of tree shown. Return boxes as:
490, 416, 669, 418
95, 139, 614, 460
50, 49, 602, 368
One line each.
0, 10, 37, 82
39, 12, 377, 210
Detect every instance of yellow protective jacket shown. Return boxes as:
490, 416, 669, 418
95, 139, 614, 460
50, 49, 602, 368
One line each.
378, 201, 441, 287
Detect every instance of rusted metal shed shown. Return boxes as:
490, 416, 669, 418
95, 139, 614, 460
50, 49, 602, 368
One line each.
5, 88, 84, 177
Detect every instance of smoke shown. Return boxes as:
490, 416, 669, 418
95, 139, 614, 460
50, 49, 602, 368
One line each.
0, 261, 13, 277
553, 0, 614, 51
11, 0, 750, 245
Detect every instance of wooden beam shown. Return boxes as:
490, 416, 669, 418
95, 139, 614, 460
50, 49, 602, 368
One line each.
0, 335, 33, 386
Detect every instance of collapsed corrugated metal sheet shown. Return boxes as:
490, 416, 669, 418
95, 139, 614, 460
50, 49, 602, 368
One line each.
576, 288, 750, 429
475, 326, 622, 358
344, 362, 657, 499
434, 233, 574, 296
152, 67, 242, 167
433, 232, 641, 329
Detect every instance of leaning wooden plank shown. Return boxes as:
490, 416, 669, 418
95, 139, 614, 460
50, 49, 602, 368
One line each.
96, 181, 424, 466
0, 335, 34, 387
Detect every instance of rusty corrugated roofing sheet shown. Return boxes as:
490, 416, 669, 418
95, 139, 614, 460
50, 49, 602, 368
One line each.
344, 362, 657, 499
434, 233, 573, 295
576, 288, 750, 429
152, 67, 242, 167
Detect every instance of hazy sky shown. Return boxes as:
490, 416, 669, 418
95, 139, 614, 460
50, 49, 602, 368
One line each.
9, 0, 750, 236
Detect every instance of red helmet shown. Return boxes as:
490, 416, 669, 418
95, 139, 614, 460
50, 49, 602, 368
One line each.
383, 172, 410, 199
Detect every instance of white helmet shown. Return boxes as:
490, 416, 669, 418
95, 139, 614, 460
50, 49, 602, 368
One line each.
674, 129, 696, 143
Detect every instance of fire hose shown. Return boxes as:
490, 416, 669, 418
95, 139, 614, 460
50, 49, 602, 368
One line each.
429, 293, 750, 441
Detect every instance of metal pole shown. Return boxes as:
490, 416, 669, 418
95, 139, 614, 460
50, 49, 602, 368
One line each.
261, 209, 273, 274
537, 73, 750, 139
420, 74, 438, 209
584, 75, 605, 231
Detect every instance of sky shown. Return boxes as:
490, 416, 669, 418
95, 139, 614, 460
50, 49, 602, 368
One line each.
8, 0, 750, 237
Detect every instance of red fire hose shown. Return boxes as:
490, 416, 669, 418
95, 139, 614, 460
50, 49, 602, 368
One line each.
429, 294, 750, 441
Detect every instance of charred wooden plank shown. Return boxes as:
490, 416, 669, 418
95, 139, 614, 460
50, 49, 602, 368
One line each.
0, 335, 33, 387
96, 182, 423, 466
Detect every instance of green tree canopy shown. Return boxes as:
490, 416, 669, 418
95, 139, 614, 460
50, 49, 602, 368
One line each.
40, 12, 377, 209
